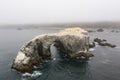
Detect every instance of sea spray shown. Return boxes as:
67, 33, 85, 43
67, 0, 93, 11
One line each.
21, 71, 42, 80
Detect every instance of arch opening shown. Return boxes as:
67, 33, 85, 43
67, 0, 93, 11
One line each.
50, 44, 60, 60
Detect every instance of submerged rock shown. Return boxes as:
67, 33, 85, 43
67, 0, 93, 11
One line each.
111, 30, 119, 33
11, 27, 94, 72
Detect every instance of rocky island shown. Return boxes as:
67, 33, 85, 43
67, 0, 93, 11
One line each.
11, 27, 94, 72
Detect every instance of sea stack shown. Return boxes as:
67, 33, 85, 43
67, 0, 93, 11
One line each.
11, 27, 93, 72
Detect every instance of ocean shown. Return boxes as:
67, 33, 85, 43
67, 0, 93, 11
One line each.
0, 27, 120, 80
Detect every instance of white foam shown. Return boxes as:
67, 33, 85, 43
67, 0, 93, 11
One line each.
31, 71, 42, 77
22, 73, 31, 77
53, 58, 56, 60
89, 48, 95, 51
22, 71, 42, 78
33, 66, 37, 69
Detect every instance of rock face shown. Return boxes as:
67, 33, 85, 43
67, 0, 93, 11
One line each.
11, 27, 93, 72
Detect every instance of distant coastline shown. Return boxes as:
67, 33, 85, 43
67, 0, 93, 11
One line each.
0, 22, 120, 30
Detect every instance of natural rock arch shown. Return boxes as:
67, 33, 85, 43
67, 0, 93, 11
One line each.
11, 27, 94, 72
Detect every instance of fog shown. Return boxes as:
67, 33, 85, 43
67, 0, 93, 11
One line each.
0, 0, 120, 24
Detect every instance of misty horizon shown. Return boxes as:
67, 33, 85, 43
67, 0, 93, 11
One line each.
0, 0, 120, 25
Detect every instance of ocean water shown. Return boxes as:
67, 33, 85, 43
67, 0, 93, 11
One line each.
0, 28, 120, 80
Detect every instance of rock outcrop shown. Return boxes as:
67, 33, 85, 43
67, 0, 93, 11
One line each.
94, 38, 116, 48
11, 27, 93, 72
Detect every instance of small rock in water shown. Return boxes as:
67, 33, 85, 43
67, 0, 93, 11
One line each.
99, 41, 107, 46
97, 28, 104, 32
94, 38, 102, 43
111, 30, 119, 33
93, 38, 116, 48
87, 30, 95, 33
89, 41, 95, 48
111, 30, 115, 32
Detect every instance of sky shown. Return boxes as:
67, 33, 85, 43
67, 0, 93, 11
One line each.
0, 0, 120, 24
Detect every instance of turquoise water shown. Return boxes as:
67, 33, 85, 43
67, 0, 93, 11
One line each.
0, 28, 120, 80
